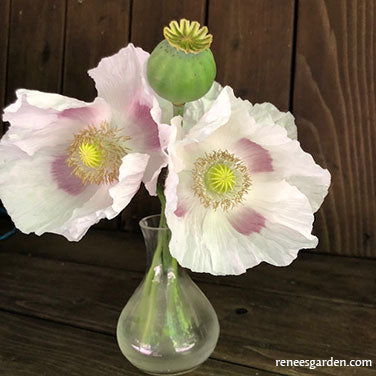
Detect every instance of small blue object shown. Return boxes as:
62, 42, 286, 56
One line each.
0, 206, 16, 240
0, 227, 16, 240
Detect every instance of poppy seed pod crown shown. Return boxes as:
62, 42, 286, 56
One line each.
147, 19, 217, 105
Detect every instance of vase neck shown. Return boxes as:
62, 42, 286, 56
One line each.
140, 215, 185, 275
141, 226, 170, 269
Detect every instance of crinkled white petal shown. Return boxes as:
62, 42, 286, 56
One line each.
164, 124, 180, 215
164, 86, 330, 275
3, 92, 111, 156
6, 89, 87, 111
109, 153, 150, 213
124, 96, 169, 196
167, 202, 213, 273
180, 86, 233, 143
88, 43, 149, 113
172, 84, 297, 140
234, 178, 318, 268
164, 88, 240, 176
165, 169, 213, 272
166, 175, 317, 275
89, 46, 168, 197
201, 210, 258, 275
142, 119, 174, 196
152, 94, 174, 125
0, 144, 151, 241
182, 82, 223, 132
165, 161, 251, 275
1, 75, 159, 241
0, 146, 99, 239
249, 102, 297, 140
152, 81, 222, 128
56, 186, 114, 241
175, 86, 256, 148
268, 140, 330, 212
239, 117, 330, 212
182, 87, 330, 212
107, 102, 166, 197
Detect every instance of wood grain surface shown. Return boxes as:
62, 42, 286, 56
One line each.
2, 225, 376, 308
0, 251, 375, 375
5, 0, 66, 105
0, 311, 270, 376
0, 0, 10, 134
208, 0, 295, 111
293, 0, 376, 257
63, 0, 131, 102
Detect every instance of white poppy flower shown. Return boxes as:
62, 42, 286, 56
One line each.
0, 44, 167, 241
165, 86, 331, 275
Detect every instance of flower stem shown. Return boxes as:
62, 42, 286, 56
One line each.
173, 103, 185, 117
140, 184, 175, 344
156, 185, 172, 272
139, 104, 192, 345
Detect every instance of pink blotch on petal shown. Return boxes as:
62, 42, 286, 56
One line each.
228, 206, 265, 235
130, 101, 160, 149
51, 156, 86, 196
233, 138, 273, 173
174, 204, 187, 218
59, 106, 96, 123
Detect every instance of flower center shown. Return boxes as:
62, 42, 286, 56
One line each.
163, 19, 213, 54
205, 163, 235, 194
192, 150, 251, 211
79, 143, 102, 168
66, 121, 130, 185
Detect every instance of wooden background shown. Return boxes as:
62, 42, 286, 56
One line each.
0, 0, 375, 259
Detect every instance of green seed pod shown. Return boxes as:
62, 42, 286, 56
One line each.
147, 19, 216, 105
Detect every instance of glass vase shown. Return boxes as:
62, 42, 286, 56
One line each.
116, 214, 220, 375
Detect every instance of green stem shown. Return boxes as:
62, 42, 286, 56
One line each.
139, 104, 192, 345
173, 103, 185, 117
156, 185, 173, 272
139, 185, 166, 344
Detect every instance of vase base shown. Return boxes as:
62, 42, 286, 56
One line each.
142, 366, 198, 376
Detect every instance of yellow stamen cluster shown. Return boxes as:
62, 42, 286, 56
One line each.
192, 150, 251, 211
66, 121, 130, 185
163, 19, 213, 54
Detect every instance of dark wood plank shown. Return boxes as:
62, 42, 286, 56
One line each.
0, 252, 375, 375
2, 226, 376, 308
0, 311, 266, 376
6, 0, 66, 103
122, 0, 207, 230
131, 0, 207, 53
208, 0, 295, 111
0, 224, 146, 272
0, 0, 10, 134
121, 186, 161, 232
63, 0, 131, 101
0, 311, 138, 375
293, 0, 376, 257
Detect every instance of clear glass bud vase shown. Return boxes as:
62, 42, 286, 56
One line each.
117, 214, 220, 375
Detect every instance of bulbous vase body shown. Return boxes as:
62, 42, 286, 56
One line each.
117, 215, 220, 375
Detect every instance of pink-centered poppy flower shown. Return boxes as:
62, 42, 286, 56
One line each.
0, 44, 166, 241
165, 86, 331, 275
